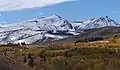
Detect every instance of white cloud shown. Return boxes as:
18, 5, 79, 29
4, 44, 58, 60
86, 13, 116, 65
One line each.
0, 0, 74, 11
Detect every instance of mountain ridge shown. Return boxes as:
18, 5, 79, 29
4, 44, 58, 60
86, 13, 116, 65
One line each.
0, 15, 119, 45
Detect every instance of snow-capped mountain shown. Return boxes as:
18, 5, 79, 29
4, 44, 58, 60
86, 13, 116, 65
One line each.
73, 16, 120, 30
0, 15, 78, 44
0, 15, 119, 45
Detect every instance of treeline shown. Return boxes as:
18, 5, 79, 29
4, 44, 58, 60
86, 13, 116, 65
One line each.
0, 42, 27, 47
75, 36, 104, 43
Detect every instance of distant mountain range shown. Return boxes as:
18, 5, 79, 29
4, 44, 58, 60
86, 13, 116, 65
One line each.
0, 15, 119, 45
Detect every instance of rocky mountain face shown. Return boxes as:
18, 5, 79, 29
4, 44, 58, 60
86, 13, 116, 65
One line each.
0, 15, 119, 45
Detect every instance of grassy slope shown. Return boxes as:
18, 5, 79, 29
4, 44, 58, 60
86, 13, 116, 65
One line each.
0, 55, 33, 70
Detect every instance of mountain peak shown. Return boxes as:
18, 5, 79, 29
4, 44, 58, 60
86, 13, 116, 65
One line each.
105, 16, 109, 18
97, 16, 118, 24
45, 15, 62, 19
84, 16, 117, 24
75, 16, 120, 30
98, 16, 110, 20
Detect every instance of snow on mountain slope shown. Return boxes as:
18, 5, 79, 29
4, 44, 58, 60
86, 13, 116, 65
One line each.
73, 16, 120, 30
25, 15, 74, 31
0, 15, 119, 45
0, 15, 78, 44
0, 15, 74, 32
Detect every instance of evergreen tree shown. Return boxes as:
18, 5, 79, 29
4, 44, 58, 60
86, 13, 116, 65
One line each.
28, 53, 32, 59
28, 57, 34, 68
23, 56, 27, 63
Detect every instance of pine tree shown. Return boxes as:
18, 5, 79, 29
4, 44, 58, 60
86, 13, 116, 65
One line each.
28, 53, 32, 59
23, 56, 27, 63
28, 57, 34, 68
